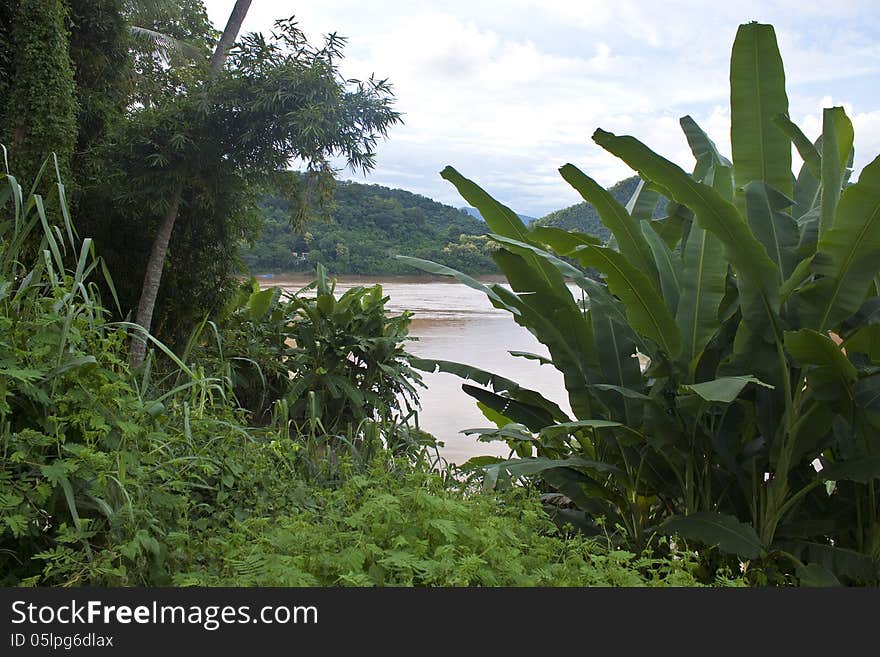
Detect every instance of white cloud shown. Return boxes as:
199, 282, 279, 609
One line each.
204, 0, 880, 216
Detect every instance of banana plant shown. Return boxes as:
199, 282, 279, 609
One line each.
399, 22, 880, 583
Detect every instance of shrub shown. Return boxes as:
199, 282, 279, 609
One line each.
192, 265, 426, 450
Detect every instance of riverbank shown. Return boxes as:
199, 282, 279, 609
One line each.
253, 272, 511, 287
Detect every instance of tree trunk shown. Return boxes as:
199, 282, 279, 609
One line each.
130, 180, 183, 368
208, 0, 252, 72
129, 0, 252, 369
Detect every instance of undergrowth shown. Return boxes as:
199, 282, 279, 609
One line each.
172, 462, 745, 587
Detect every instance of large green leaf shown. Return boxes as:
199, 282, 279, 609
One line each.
641, 220, 681, 314
819, 107, 855, 238
489, 456, 623, 479
845, 326, 880, 363
625, 178, 661, 222
490, 231, 644, 347
528, 225, 601, 251
680, 115, 732, 169
656, 202, 690, 248
783, 541, 877, 582
485, 459, 629, 517
675, 224, 726, 376
491, 251, 599, 419
794, 159, 821, 222
780, 254, 814, 302
789, 400, 835, 466
559, 164, 658, 283
494, 239, 651, 413
245, 287, 277, 320
501, 232, 639, 346
795, 154, 880, 330
796, 563, 842, 587
590, 384, 653, 401
462, 384, 555, 432
785, 329, 857, 402
680, 115, 733, 198
592, 311, 643, 425
592, 129, 780, 336
572, 244, 681, 355
820, 456, 880, 483
853, 373, 880, 412
661, 511, 765, 559
412, 359, 570, 424
784, 329, 857, 381
539, 420, 624, 440
730, 22, 792, 210
410, 358, 522, 393
744, 181, 799, 282
508, 350, 552, 366
489, 234, 598, 300
680, 375, 773, 403
440, 166, 562, 289
773, 114, 821, 180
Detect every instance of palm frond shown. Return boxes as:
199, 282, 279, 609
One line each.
129, 25, 204, 63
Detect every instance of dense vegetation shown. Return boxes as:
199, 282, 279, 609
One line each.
1, 1, 875, 588
0, 162, 739, 586
1, 0, 402, 355
241, 176, 497, 275
402, 22, 880, 585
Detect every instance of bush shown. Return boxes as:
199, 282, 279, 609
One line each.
192, 266, 425, 444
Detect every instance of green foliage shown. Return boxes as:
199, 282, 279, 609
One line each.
1, 0, 79, 188
122, 0, 215, 108
0, 3, 15, 104
0, 163, 736, 588
172, 463, 739, 587
0, 160, 423, 584
193, 266, 424, 436
278, 266, 423, 431
241, 174, 496, 275
67, 0, 131, 154
0, 166, 186, 584
400, 21, 880, 585
80, 17, 402, 346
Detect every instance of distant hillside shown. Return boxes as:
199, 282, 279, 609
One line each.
460, 206, 538, 225
535, 176, 667, 239
242, 177, 498, 276
241, 174, 670, 277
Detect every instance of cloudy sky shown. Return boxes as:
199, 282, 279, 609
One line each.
204, 0, 880, 218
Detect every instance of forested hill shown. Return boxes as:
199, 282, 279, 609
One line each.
534, 176, 667, 239
241, 175, 666, 276
242, 180, 498, 275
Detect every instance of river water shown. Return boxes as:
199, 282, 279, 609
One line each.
266, 275, 573, 464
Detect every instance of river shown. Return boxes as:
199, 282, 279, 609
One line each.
265, 275, 573, 464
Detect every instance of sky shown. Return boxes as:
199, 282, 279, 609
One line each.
203, 0, 880, 218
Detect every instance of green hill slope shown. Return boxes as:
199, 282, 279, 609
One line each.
242, 178, 497, 276
242, 174, 668, 277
